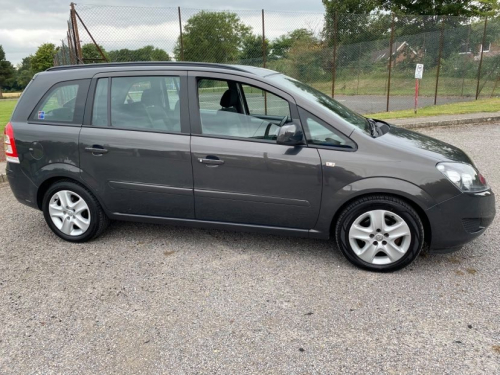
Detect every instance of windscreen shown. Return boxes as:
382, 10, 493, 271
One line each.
268, 74, 369, 133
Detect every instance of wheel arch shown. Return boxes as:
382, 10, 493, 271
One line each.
330, 192, 432, 247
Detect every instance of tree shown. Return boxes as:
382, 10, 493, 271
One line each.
82, 43, 109, 63
174, 11, 251, 63
378, 0, 498, 17
240, 34, 269, 64
0, 45, 15, 98
270, 29, 318, 60
31, 43, 57, 73
16, 56, 33, 89
108, 45, 170, 62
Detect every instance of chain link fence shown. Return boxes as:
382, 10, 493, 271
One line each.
53, 4, 500, 114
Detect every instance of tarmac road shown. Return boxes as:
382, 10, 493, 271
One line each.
0, 124, 499, 374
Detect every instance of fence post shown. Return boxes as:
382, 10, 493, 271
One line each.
386, 13, 395, 112
262, 9, 267, 114
178, 7, 184, 61
262, 9, 266, 68
74, 10, 109, 63
61, 41, 67, 65
461, 22, 472, 97
70, 3, 83, 63
476, 17, 488, 100
434, 19, 445, 105
331, 11, 338, 98
67, 24, 76, 65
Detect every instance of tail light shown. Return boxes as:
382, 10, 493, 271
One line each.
4, 122, 19, 163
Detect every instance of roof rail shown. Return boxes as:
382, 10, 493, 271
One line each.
46, 61, 249, 73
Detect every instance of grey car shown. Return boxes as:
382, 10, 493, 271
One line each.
4, 62, 496, 271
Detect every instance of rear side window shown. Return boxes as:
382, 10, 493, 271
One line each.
31, 79, 90, 124
109, 76, 181, 133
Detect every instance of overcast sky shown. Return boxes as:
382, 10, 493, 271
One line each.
0, 0, 326, 65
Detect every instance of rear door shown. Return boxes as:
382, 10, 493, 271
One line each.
79, 71, 194, 218
189, 72, 322, 229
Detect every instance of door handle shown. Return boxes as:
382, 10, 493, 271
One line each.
198, 156, 224, 165
85, 146, 109, 155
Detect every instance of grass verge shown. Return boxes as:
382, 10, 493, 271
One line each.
367, 98, 500, 120
0, 100, 18, 134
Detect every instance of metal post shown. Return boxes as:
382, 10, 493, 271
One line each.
476, 17, 488, 100
434, 20, 445, 105
356, 43, 361, 95
461, 23, 472, 97
386, 13, 395, 112
70, 3, 83, 63
74, 10, 109, 62
331, 11, 338, 98
261, 10, 266, 68
61, 41, 67, 65
178, 7, 184, 61
262, 9, 267, 114
67, 25, 76, 65
490, 75, 500, 97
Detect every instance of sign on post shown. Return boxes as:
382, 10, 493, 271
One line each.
415, 64, 424, 79
414, 64, 424, 114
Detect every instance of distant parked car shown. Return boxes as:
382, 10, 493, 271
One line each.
4, 62, 496, 271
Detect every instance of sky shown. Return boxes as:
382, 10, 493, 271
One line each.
0, 0, 326, 65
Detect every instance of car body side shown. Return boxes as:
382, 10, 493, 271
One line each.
6, 64, 495, 252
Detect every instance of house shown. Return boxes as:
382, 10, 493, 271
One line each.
371, 41, 418, 64
459, 41, 500, 60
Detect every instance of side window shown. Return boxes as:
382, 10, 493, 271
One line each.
299, 108, 356, 149
31, 80, 89, 124
110, 76, 181, 132
92, 78, 108, 127
242, 84, 290, 118
197, 78, 292, 142
198, 79, 229, 111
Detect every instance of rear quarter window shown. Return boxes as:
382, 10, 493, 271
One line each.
30, 79, 90, 124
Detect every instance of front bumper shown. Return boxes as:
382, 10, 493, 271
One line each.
427, 189, 496, 252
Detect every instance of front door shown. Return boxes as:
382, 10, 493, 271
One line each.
189, 73, 322, 229
79, 72, 194, 218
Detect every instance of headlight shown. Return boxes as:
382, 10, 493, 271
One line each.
437, 162, 488, 192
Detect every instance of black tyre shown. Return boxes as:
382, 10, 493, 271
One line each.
42, 180, 109, 243
335, 195, 424, 272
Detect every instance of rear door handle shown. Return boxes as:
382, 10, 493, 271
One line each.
198, 156, 224, 165
85, 146, 109, 155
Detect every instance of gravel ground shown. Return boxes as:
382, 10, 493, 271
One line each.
0, 124, 499, 374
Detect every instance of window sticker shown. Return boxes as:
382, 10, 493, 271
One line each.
38, 111, 45, 120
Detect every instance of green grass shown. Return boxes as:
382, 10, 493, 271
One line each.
0, 100, 18, 133
367, 97, 500, 119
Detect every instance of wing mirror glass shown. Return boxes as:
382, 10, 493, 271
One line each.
276, 124, 304, 146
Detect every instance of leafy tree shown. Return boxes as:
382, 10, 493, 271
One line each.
0, 46, 15, 98
31, 43, 57, 73
240, 34, 269, 64
82, 43, 109, 63
378, 0, 498, 17
270, 29, 317, 60
15, 56, 33, 89
174, 11, 251, 63
108, 45, 170, 62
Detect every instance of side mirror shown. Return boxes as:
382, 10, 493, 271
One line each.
276, 124, 304, 146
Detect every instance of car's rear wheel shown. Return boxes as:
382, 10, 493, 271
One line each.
42, 180, 109, 242
335, 195, 424, 272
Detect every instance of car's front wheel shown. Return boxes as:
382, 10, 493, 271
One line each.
335, 195, 424, 272
42, 180, 109, 242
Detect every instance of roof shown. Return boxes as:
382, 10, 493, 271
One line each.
46, 61, 278, 77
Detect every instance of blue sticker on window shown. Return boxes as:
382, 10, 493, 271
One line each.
38, 111, 45, 120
